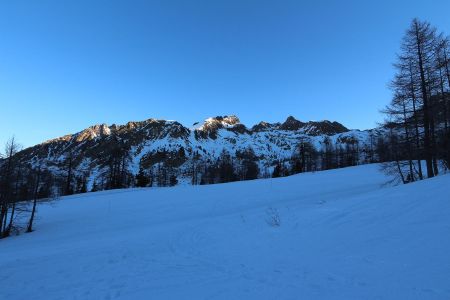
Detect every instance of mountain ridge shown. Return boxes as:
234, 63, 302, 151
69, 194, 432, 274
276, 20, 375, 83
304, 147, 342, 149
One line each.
9, 114, 376, 192
40, 115, 352, 146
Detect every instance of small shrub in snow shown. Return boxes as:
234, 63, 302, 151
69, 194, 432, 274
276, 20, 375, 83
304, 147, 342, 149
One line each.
265, 207, 281, 227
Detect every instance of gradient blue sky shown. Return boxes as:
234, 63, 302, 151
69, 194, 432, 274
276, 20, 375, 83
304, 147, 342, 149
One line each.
1, 0, 450, 148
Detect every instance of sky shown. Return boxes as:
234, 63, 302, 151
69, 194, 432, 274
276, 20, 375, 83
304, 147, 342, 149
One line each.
1, 0, 450, 148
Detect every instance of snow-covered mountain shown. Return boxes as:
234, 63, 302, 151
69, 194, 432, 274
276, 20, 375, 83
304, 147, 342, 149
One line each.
13, 115, 378, 190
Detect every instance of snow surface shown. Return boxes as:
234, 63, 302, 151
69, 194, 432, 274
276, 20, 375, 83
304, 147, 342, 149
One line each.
1, 164, 449, 299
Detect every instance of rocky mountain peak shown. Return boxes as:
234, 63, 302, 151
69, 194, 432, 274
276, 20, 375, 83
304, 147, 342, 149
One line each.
75, 123, 111, 142
206, 115, 240, 126
251, 121, 280, 132
302, 120, 349, 136
194, 115, 244, 139
280, 116, 305, 131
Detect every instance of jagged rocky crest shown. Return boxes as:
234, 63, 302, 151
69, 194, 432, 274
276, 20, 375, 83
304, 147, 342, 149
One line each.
12, 115, 376, 190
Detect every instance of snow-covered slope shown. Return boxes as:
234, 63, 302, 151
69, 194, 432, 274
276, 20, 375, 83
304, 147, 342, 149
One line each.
1, 164, 449, 299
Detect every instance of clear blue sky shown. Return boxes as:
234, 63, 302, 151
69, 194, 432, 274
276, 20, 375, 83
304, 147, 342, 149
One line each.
1, 0, 449, 148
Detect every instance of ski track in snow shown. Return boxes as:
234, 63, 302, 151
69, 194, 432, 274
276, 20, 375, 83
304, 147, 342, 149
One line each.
1, 164, 450, 299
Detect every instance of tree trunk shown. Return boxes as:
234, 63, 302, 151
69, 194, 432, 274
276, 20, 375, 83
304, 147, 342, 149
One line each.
65, 153, 73, 195
27, 169, 41, 233
444, 46, 450, 93
409, 62, 424, 180
4, 203, 16, 237
401, 99, 415, 181
396, 160, 406, 184
414, 21, 434, 178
